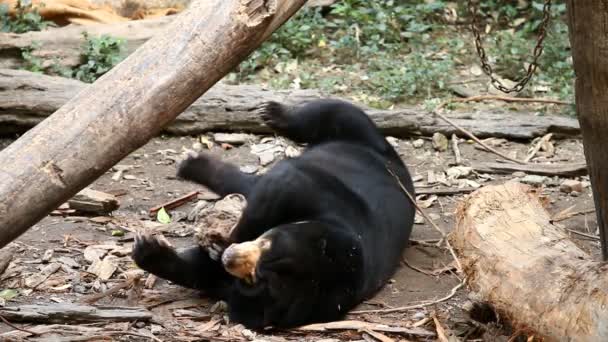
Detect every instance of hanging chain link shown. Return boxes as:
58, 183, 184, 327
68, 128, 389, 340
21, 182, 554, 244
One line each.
468, 0, 552, 93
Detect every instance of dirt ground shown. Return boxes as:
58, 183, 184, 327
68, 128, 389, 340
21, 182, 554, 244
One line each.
0, 128, 596, 341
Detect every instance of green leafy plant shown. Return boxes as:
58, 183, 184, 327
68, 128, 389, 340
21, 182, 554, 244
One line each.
1, 0, 53, 33
20, 41, 43, 73
228, 0, 571, 107
73, 32, 126, 83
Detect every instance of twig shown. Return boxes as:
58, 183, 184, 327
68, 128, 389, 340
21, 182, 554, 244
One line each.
149, 191, 199, 216
0, 315, 39, 336
403, 258, 456, 277
350, 281, 465, 314
432, 103, 525, 165
416, 187, 476, 196
431, 312, 450, 342
454, 94, 572, 106
567, 228, 600, 241
410, 239, 442, 248
451, 134, 462, 165
552, 208, 596, 222
385, 167, 463, 274
472, 161, 587, 177
80, 280, 132, 304
362, 329, 395, 342
525, 133, 553, 162
106, 330, 164, 342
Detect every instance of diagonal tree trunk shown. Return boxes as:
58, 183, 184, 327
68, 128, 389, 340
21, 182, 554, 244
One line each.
0, 0, 307, 248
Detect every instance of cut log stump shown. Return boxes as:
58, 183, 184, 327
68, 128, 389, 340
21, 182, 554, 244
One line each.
450, 182, 608, 341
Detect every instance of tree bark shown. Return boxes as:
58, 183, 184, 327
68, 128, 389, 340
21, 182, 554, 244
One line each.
451, 182, 608, 341
0, 303, 152, 323
0, 0, 308, 249
0, 69, 581, 139
0, 16, 173, 70
566, 1, 608, 260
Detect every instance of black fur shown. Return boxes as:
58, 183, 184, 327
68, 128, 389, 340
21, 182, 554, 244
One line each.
131, 99, 415, 329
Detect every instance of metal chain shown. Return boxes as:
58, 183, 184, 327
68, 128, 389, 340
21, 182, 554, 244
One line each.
468, 0, 552, 93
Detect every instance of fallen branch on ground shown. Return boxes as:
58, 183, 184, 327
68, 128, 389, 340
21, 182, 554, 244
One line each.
296, 320, 435, 338
149, 191, 199, 216
472, 161, 587, 177
386, 167, 463, 274
552, 208, 596, 222
0, 69, 581, 139
349, 281, 465, 314
454, 94, 572, 106
0, 303, 152, 323
416, 187, 476, 196
432, 102, 526, 165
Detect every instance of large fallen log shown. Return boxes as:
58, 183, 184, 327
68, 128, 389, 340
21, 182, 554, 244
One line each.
451, 182, 608, 341
0, 16, 174, 70
0, 69, 581, 139
0, 0, 308, 249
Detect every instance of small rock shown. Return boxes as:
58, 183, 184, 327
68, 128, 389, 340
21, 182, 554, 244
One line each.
570, 190, 581, 197
151, 324, 163, 335
386, 136, 399, 148
414, 214, 425, 224
242, 329, 256, 340
285, 146, 301, 158
521, 175, 547, 186
512, 171, 526, 178
446, 166, 472, 179
258, 151, 275, 166
42, 249, 54, 264
470, 64, 483, 76
560, 179, 584, 194
240, 165, 259, 174
412, 139, 425, 148
192, 142, 204, 151
135, 321, 146, 328
57, 256, 80, 269
432, 133, 449, 152
213, 133, 251, 145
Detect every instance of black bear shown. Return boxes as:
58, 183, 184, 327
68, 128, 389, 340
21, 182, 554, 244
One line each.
131, 99, 415, 329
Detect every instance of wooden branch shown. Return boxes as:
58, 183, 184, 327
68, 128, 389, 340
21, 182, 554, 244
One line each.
451, 134, 462, 165
0, 69, 582, 140
148, 190, 199, 215
68, 188, 120, 214
0, 0, 309, 248
450, 182, 608, 340
472, 161, 587, 177
416, 187, 477, 196
296, 320, 435, 337
0, 304, 152, 323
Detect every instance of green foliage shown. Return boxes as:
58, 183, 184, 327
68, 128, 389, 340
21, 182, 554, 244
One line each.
73, 32, 126, 83
232, 1, 452, 105
20, 41, 43, 73
1, 0, 53, 33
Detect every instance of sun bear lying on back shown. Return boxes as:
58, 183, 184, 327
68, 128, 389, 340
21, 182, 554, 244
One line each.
131, 99, 416, 329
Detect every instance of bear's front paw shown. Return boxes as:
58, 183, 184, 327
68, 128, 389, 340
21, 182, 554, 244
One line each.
132, 233, 176, 269
258, 101, 292, 133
